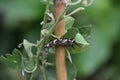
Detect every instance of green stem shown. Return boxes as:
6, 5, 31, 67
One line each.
42, 60, 47, 80
46, 5, 70, 39
42, 0, 50, 29
37, 38, 47, 80
37, 5, 70, 55
37, 3, 70, 80
37, 0, 50, 79
37, 5, 70, 47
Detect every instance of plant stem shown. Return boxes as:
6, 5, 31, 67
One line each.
37, 6, 69, 47
37, 1, 69, 80
54, 0, 67, 80
46, 5, 69, 39
42, 61, 47, 80
38, 0, 50, 79
37, 39, 48, 80
42, 0, 50, 29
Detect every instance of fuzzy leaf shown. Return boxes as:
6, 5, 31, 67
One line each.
64, 28, 79, 39
68, 45, 89, 54
0, 56, 17, 68
12, 49, 22, 66
0, 49, 21, 69
67, 61, 77, 80
78, 25, 92, 41
23, 39, 35, 58
65, 16, 75, 30
23, 58, 36, 72
23, 39, 37, 72
75, 33, 89, 45
66, 49, 73, 63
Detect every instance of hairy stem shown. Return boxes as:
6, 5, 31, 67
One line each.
41, 58, 47, 80
37, 1, 69, 80
42, 0, 50, 29
38, 0, 50, 79
46, 5, 69, 38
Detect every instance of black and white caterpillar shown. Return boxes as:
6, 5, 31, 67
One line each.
44, 38, 78, 48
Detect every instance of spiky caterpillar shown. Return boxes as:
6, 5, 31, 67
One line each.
44, 38, 78, 48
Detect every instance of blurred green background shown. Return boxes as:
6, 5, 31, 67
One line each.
0, 0, 120, 80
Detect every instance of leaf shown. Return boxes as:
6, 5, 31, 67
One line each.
12, 49, 22, 66
65, 16, 75, 30
66, 33, 89, 54
64, 28, 79, 39
23, 58, 37, 72
78, 25, 92, 41
43, 22, 53, 30
68, 45, 89, 54
0, 49, 22, 69
75, 33, 89, 45
23, 39, 35, 58
5, 54, 14, 61
41, 29, 49, 37
67, 61, 77, 80
0, 56, 17, 69
66, 48, 72, 63
23, 39, 37, 72
45, 48, 55, 54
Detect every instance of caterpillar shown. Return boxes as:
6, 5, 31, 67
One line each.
44, 38, 78, 48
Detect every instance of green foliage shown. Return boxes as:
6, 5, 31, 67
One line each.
43, 54, 77, 80
1, 0, 120, 80
65, 16, 75, 30
64, 28, 79, 38
0, 0, 120, 80
0, 0, 90, 79
0, 13, 89, 79
0, 49, 21, 69
75, 33, 89, 45
23, 39, 35, 58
